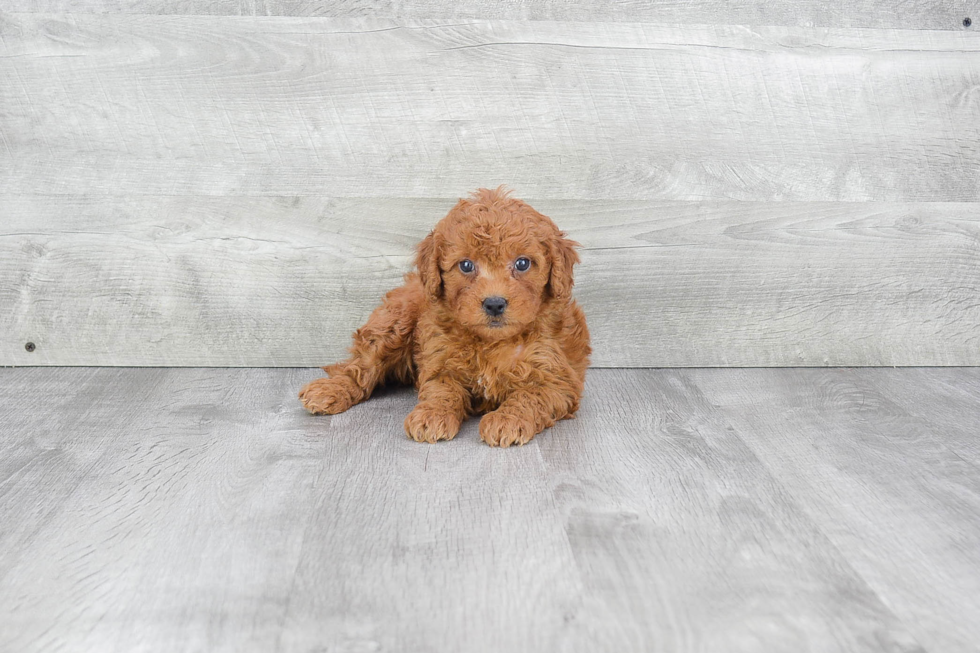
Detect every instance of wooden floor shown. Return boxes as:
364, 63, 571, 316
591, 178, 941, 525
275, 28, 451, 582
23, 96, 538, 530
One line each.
1, 367, 978, 652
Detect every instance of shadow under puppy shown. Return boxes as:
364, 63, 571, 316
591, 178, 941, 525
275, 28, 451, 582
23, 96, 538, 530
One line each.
299, 187, 591, 447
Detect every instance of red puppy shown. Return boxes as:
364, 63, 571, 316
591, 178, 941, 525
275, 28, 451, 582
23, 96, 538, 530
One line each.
299, 187, 590, 447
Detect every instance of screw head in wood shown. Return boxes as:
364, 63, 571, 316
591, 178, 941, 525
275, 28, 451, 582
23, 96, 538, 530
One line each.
965, 17, 973, 27
25, 342, 36, 352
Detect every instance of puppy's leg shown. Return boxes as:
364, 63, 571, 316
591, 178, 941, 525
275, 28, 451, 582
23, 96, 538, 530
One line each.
404, 375, 470, 443
299, 281, 421, 415
480, 374, 580, 448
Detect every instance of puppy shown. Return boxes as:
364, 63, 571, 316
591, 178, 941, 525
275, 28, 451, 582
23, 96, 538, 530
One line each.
299, 187, 590, 447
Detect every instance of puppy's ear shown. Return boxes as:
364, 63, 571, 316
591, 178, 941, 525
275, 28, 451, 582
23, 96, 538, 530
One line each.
547, 232, 580, 301
415, 231, 443, 301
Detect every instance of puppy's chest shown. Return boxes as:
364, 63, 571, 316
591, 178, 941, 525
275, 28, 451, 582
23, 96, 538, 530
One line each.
464, 344, 528, 407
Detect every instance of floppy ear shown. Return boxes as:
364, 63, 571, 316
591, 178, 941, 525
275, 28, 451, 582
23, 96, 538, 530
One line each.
415, 231, 443, 301
547, 232, 580, 301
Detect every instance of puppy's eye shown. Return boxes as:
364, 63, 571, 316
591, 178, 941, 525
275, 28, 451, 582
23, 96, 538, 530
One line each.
514, 257, 531, 272
458, 259, 475, 274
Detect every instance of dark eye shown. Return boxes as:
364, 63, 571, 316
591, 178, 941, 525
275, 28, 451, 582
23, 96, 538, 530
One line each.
514, 257, 531, 272
458, 259, 475, 274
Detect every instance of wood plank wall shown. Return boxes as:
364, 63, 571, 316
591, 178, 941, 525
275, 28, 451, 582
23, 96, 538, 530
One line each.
2, 3, 978, 367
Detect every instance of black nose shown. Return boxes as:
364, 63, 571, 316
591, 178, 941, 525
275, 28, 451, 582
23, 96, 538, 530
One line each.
482, 296, 507, 317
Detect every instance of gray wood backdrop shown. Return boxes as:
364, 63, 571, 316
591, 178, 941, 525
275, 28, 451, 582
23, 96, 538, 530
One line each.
2, 4, 979, 367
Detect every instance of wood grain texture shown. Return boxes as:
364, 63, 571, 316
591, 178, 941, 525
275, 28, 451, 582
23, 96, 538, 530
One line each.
535, 369, 921, 652
687, 367, 980, 653
0, 367, 329, 652
2, 16, 980, 201
4, 0, 979, 30
3, 14, 979, 367
845, 367, 980, 464
3, 196, 978, 367
277, 377, 585, 653
6, 367, 974, 652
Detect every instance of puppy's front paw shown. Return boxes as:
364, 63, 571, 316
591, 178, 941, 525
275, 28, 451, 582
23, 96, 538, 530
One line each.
299, 377, 356, 415
404, 405, 461, 443
479, 411, 537, 448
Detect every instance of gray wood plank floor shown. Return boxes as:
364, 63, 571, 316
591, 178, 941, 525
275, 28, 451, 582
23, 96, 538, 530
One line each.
1, 367, 978, 652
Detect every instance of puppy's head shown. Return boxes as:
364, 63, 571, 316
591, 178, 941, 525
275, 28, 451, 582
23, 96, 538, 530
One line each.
415, 187, 579, 340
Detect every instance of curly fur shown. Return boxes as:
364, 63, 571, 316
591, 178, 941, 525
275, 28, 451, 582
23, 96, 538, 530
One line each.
299, 187, 591, 447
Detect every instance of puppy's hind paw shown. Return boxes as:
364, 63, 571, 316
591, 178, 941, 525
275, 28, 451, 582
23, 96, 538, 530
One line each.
299, 377, 357, 415
404, 405, 461, 443
479, 411, 537, 448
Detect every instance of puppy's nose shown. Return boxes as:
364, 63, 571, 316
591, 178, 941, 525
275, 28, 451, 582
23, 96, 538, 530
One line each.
482, 296, 507, 317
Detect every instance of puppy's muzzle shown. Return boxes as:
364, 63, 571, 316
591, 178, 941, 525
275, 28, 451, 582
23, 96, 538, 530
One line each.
482, 296, 507, 317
